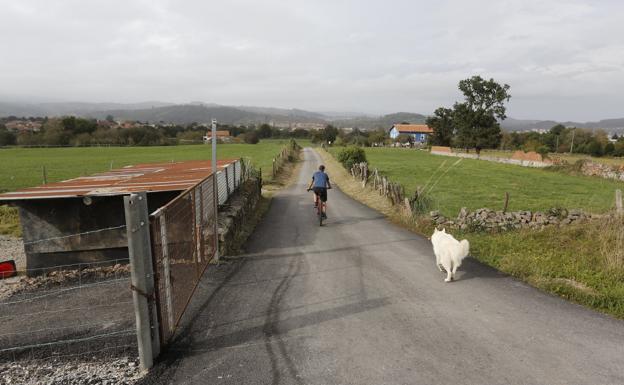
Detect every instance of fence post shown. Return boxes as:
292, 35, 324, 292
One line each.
124, 192, 160, 371
225, 166, 231, 197
616, 189, 623, 215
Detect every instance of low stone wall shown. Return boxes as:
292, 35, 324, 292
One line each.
580, 161, 624, 182
430, 149, 551, 168
217, 176, 262, 256
429, 207, 590, 232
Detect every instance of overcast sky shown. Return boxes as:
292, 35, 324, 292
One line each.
1, 0, 623, 121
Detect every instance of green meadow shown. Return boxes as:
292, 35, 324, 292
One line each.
357, 147, 622, 216
0, 140, 295, 192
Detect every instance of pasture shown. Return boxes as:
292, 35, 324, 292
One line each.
0, 140, 293, 192
354, 147, 623, 216
0, 140, 297, 236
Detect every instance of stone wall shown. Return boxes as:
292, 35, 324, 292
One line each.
217, 176, 262, 256
430, 149, 551, 168
429, 207, 590, 232
580, 161, 624, 182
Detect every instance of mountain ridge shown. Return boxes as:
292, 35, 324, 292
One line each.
1, 101, 623, 131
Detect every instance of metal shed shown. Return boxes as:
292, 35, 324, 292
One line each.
0, 160, 236, 273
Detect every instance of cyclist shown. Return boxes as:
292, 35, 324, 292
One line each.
307, 165, 331, 218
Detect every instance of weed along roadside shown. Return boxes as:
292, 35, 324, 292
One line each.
318, 146, 624, 319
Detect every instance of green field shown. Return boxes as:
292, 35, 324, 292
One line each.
349, 148, 623, 216
0, 140, 294, 192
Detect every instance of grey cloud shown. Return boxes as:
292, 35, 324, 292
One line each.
0, 0, 623, 121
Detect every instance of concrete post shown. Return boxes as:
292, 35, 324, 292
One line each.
211, 118, 219, 262
124, 192, 160, 371
616, 189, 623, 215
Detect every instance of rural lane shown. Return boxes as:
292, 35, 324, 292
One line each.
139, 148, 624, 385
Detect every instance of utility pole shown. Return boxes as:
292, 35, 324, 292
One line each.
570, 128, 576, 153
211, 118, 219, 262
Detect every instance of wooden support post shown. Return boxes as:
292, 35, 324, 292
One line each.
503, 192, 510, 213
616, 189, 623, 215
124, 192, 160, 371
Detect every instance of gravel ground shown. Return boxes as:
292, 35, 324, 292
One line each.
0, 234, 25, 270
0, 243, 139, 384
0, 262, 130, 300
0, 357, 142, 385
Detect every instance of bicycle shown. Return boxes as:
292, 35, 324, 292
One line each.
308, 187, 330, 226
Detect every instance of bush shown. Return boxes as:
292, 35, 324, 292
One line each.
0, 129, 16, 146
536, 145, 549, 158
244, 131, 259, 144
604, 142, 615, 156
337, 146, 367, 169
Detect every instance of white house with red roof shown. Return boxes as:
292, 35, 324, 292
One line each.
389, 124, 433, 143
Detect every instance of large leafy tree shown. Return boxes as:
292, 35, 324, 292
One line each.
322, 124, 339, 143
426, 107, 454, 146
452, 76, 511, 154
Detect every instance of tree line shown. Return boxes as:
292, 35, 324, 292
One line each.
0, 117, 325, 147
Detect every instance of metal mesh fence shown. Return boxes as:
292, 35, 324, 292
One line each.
0, 258, 136, 362
149, 159, 252, 346
217, 160, 242, 205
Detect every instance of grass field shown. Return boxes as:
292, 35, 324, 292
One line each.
0, 140, 298, 237
341, 148, 623, 216
0, 140, 295, 192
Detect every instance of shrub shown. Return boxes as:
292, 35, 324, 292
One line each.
244, 131, 259, 144
536, 145, 549, 158
337, 146, 367, 169
604, 142, 615, 156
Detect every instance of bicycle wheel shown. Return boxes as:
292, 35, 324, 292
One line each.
318, 208, 323, 226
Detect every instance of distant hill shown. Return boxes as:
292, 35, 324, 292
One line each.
0, 101, 173, 117
333, 112, 427, 130
2, 100, 623, 133
88, 104, 330, 125
501, 117, 624, 132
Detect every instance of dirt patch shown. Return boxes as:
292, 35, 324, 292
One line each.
0, 263, 130, 300
1, 356, 142, 385
550, 278, 598, 296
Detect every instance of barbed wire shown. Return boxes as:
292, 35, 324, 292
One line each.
22, 225, 127, 246
0, 300, 134, 320
0, 329, 136, 354
0, 319, 130, 338
0, 277, 130, 305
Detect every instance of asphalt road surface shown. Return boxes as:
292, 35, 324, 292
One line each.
140, 148, 624, 385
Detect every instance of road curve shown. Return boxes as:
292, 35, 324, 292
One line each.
140, 148, 624, 385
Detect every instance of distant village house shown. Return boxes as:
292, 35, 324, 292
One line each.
203, 130, 231, 143
4, 120, 42, 133
389, 124, 433, 143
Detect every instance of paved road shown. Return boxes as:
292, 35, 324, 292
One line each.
140, 148, 624, 385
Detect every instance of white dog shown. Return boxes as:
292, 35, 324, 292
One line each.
430, 228, 470, 282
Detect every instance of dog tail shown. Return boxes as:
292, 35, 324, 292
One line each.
459, 239, 470, 259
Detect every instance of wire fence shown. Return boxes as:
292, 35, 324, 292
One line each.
149, 158, 249, 346
0, 257, 135, 362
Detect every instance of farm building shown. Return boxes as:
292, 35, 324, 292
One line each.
389, 124, 433, 143
203, 130, 231, 143
0, 160, 237, 274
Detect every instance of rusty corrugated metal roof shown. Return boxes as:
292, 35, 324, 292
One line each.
392, 124, 433, 134
0, 159, 237, 201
